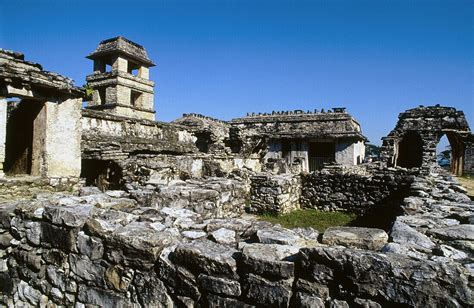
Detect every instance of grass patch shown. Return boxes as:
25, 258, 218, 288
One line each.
259, 209, 358, 232
457, 174, 474, 200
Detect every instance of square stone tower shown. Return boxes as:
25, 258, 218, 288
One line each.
86, 36, 156, 121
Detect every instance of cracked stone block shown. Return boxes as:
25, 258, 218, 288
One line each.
322, 227, 388, 250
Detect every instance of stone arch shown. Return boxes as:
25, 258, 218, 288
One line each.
381, 105, 472, 175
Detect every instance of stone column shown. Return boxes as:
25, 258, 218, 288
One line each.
43, 98, 82, 178
0, 98, 7, 178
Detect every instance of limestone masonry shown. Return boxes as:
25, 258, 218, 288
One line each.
0, 37, 473, 307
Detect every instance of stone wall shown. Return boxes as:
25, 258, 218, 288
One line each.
249, 174, 301, 214
380, 105, 472, 175
0, 99, 6, 177
0, 172, 472, 307
465, 143, 474, 175
300, 168, 415, 215
81, 109, 197, 159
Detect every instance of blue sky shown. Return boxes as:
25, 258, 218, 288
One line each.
0, 0, 472, 145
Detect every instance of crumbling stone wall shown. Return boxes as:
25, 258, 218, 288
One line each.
249, 174, 301, 214
81, 109, 197, 159
0, 171, 472, 307
0, 101, 6, 177
300, 168, 415, 215
381, 105, 473, 175
0, 49, 84, 180
248, 167, 414, 217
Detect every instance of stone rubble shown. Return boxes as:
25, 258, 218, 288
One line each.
0, 168, 472, 307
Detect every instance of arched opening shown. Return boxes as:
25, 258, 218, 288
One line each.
435, 132, 465, 176
396, 131, 423, 168
436, 134, 450, 169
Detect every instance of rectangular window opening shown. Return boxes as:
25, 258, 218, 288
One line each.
130, 90, 142, 107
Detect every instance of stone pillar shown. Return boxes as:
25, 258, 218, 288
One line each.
113, 56, 128, 73
43, 98, 82, 178
0, 98, 6, 178
138, 66, 149, 79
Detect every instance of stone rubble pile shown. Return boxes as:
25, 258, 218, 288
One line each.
0, 169, 472, 307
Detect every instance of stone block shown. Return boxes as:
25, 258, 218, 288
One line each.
322, 227, 388, 250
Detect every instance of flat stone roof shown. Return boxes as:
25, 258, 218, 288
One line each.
87, 36, 155, 67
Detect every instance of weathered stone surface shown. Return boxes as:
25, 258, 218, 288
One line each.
41, 222, 77, 251
69, 254, 105, 284
209, 228, 236, 245
390, 220, 435, 250
329, 299, 350, 308
243, 273, 293, 307
76, 231, 104, 260
25, 221, 41, 246
46, 266, 67, 291
295, 292, 325, 308
132, 271, 173, 307
206, 293, 254, 308
158, 245, 201, 300
295, 279, 330, 301
205, 218, 252, 233
322, 227, 388, 250
77, 285, 132, 307
240, 243, 299, 279
300, 246, 473, 307
353, 297, 382, 308
429, 224, 474, 241
197, 274, 241, 296
174, 240, 239, 279
43, 204, 93, 228
182, 230, 207, 240
256, 228, 307, 246
104, 265, 133, 292
108, 221, 177, 267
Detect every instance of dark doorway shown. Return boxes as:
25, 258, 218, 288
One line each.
308, 142, 335, 171
4, 100, 45, 176
396, 131, 423, 168
80, 159, 123, 191
281, 140, 291, 161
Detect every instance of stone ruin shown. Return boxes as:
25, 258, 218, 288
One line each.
0, 37, 473, 307
380, 105, 473, 175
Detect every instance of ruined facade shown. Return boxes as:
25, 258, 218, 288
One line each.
380, 105, 472, 175
0, 38, 473, 308
231, 108, 367, 173
0, 49, 83, 180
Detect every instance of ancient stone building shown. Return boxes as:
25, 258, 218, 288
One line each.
0, 49, 83, 180
380, 105, 473, 175
85, 37, 155, 121
231, 108, 367, 172
1, 38, 474, 308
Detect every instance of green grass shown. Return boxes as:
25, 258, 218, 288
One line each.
259, 209, 358, 232
457, 175, 474, 200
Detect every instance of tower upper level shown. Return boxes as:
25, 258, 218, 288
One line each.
85, 37, 156, 121
87, 36, 155, 78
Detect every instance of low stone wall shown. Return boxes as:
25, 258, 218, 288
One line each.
249, 174, 301, 214
127, 177, 250, 219
0, 177, 81, 202
0, 175, 472, 307
300, 168, 415, 215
